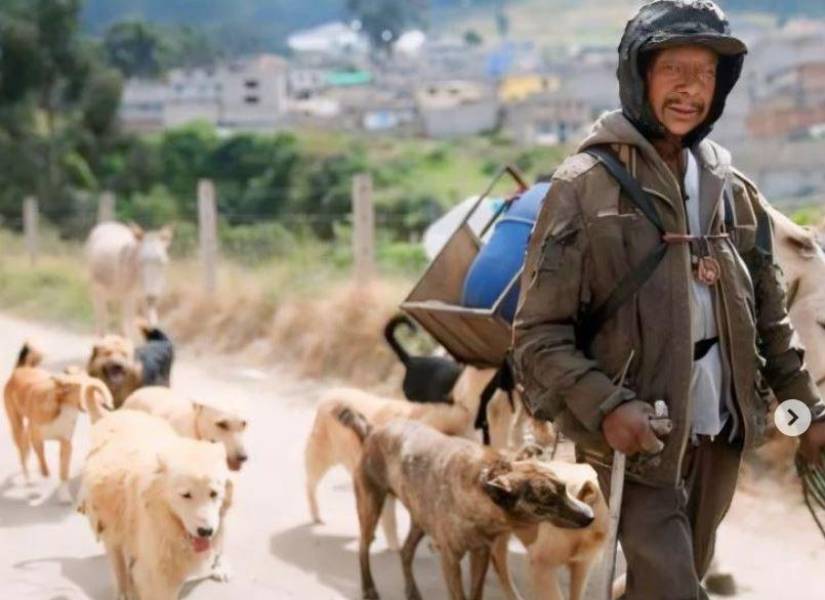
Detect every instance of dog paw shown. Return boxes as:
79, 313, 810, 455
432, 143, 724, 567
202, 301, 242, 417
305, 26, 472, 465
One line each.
209, 559, 233, 583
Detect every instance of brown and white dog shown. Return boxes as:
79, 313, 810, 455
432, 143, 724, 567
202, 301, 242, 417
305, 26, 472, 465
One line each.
78, 409, 232, 600
339, 410, 595, 600
86, 323, 175, 409
86, 334, 141, 408
304, 366, 496, 550
122, 386, 248, 472
3, 343, 113, 503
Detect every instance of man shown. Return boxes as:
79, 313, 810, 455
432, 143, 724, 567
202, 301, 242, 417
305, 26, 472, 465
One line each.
513, 1, 825, 598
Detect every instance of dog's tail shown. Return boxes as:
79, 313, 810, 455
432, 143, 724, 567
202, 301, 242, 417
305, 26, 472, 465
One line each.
333, 404, 372, 443
82, 378, 114, 424
384, 314, 416, 366
137, 320, 172, 343
15, 341, 43, 368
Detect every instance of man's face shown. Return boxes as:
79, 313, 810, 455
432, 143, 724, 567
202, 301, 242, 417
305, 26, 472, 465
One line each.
646, 45, 718, 137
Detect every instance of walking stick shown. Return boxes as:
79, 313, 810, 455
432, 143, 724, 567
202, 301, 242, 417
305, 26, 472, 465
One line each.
603, 351, 669, 600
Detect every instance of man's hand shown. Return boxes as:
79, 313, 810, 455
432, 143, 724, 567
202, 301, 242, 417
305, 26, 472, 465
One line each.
602, 400, 673, 456
798, 420, 825, 466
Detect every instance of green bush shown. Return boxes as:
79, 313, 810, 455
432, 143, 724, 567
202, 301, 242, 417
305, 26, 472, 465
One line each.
168, 221, 197, 258
377, 241, 428, 276
219, 221, 297, 265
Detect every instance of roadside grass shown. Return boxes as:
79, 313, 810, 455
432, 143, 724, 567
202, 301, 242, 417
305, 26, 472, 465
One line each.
0, 229, 419, 390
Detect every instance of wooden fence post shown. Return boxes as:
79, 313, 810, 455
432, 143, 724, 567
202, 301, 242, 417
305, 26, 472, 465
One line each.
198, 179, 218, 294
23, 196, 38, 265
352, 173, 375, 283
98, 190, 116, 223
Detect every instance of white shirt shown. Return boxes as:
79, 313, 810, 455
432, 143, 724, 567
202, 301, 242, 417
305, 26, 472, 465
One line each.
684, 149, 729, 438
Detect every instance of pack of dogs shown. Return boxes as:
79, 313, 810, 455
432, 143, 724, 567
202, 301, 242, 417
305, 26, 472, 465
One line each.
3, 313, 608, 600
3, 323, 249, 600
304, 314, 610, 600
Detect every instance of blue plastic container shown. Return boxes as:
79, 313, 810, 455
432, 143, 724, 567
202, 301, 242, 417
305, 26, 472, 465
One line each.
461, 182, 550, 322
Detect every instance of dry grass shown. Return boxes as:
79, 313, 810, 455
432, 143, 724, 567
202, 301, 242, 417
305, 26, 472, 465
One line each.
160, 258, 409, 393
0, 229, 413, 393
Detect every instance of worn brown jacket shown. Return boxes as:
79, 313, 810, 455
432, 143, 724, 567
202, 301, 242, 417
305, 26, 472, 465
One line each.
512, 111, 824, 487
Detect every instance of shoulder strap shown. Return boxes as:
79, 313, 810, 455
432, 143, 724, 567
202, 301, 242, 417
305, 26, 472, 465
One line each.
723, 177, 735, 231
577, 146, 670, 355
585, 146, 665, 233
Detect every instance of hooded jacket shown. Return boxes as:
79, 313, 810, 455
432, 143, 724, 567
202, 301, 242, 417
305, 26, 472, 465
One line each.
618, 0, 747, 146
512, 108, 825, 487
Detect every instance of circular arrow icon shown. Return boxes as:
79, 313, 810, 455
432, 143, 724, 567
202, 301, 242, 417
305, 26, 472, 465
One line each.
774, 400, 812, 437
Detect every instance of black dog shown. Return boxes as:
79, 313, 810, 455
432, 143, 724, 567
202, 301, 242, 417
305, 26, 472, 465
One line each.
136, 325, 174, 386
384, 314, 463, 404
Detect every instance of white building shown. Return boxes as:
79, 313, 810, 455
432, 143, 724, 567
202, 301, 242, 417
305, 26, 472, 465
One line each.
119, 79, 166, 132
121, 54, 290, 132
416, 80, 499, 138
286, 22, 367, 58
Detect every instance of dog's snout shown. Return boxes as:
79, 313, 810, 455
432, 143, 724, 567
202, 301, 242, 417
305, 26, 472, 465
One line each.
197, 526, 214, 538
237, 453, 248, 463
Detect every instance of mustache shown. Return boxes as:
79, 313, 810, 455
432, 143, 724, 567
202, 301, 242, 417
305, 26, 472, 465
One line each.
664, 98, 705, 112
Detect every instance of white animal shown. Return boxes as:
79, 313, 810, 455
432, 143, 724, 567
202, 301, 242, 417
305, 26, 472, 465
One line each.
85, 222, 172, 336
122, 386, 249, 472
78, 410, 232, 600
769, 206, 825, 394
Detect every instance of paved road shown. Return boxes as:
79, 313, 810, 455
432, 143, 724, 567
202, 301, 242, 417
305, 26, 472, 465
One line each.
0, 314, 823, 599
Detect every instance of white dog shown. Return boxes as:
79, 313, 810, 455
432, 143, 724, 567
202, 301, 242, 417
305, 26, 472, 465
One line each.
122, 386, 248, 472
78, 410, 232, 600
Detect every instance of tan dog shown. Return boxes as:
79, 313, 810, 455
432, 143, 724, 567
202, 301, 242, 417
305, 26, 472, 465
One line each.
490, 460, 608, 600
486, 393, 608, 600
339, 410, 595, 600
4, 343, 113, 503
78, 410, 232, 600
304, 366, 495, 549
122, 386, 248, 472
86, 335, 141, 408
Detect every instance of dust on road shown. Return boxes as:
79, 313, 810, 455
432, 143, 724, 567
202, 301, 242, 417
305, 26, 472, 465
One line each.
0, 314, 822, 599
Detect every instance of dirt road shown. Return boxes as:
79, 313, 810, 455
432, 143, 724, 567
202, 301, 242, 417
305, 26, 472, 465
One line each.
0, 313, 823, 599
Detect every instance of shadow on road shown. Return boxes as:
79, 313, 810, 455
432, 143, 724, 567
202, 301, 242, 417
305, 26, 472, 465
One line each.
0, 474, 78, 528
13, 554, 110, 600
269, 523, 523, 599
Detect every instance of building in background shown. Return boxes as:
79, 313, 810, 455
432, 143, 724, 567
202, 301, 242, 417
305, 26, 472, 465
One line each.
416, 80, 499, 138
504, 93, 590, 146
121, 54, 289, 132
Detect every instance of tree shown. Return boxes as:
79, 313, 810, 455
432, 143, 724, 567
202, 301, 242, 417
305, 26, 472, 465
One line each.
0, 0, 124, 227
346, 0, 423, 54
103, 21, 165, 79
464, 29, 483, 47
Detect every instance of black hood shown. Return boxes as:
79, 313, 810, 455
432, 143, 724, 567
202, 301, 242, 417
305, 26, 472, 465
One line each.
617, 0, 747, 147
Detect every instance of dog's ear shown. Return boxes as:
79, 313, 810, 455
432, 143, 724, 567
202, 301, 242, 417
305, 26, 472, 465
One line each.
129, 222, 145, 241
481, 466, 518, 509
576, 480, 599, 506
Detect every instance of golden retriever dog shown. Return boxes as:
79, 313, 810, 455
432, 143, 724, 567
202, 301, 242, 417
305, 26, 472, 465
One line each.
304, 366, 496, 549
78, 410, 232, 600
122, 386, 248, 472
3, 343, 113, 503
338, 409, 594, 600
